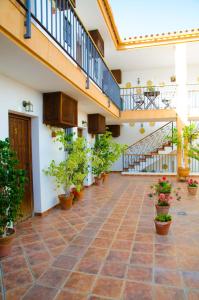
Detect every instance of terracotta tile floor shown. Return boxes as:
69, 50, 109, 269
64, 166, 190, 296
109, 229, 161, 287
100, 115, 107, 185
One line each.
1, 174, 199, 300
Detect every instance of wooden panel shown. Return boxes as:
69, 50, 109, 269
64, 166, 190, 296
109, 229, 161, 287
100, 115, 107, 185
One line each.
107, 125, 120, 137
9, 113, 33, 220
111, 69, 122, 84
43, 92, 78, 128
88, 114, 106, 134
89, 30, 104, 57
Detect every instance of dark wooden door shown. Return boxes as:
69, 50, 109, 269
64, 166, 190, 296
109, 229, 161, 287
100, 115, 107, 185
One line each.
9, 113, 33, 220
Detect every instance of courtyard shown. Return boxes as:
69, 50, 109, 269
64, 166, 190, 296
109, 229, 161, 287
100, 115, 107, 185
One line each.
1, 174, 199, 300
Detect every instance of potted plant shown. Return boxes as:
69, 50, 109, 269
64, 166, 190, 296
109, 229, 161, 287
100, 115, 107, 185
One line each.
44, 131, 75, 210
187, 178, 198, 195
71, 137, 89, 200
0, 138, 26, 256
92, 131, 127, 184
155, 193, 173, 215
149, 176, 181, 214
154, 214, 172, 235
168, 124, 199, 179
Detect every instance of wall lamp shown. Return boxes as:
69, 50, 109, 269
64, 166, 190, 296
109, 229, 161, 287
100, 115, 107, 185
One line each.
22, 100, 33, 112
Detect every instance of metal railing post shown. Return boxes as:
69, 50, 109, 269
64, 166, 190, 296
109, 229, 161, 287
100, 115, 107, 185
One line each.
24, 0, 31, 39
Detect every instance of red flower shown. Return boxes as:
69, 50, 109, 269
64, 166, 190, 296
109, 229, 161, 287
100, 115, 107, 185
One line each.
162, 176, 167, 181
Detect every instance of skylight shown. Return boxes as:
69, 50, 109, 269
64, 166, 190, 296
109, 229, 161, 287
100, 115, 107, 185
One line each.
109, 0, 199, 39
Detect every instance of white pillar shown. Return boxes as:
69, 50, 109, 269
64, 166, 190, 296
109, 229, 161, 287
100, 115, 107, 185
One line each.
175, 43, 188, 123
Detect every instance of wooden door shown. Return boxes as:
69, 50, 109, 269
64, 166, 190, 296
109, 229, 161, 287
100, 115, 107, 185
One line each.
9, 113, 33, 220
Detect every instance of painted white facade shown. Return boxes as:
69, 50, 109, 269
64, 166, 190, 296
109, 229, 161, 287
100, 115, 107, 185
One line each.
0, 73, 93, 213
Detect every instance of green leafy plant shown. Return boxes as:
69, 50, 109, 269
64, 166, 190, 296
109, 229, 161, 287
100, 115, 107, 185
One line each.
168, 123, 199, 167
0, 139, 26, 237
44, 131, 89, 193
189, 144, 199, 161
92, 131, 127, 177
155, 214, 172, 222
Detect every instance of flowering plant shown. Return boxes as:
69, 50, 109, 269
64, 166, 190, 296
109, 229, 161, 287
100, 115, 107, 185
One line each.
157, 193, 173, 206
151, 176, 172, 195
187, 179, 198, 188
148, 176, 181, 206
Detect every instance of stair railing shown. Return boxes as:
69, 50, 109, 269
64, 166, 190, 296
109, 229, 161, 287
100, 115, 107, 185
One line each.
123, 121, 175, 171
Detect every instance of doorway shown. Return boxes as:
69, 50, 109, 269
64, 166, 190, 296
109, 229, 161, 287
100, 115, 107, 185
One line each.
9, 113, 33, 220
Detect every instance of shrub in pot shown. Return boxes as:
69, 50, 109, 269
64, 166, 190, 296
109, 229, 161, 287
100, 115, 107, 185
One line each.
92, 131, 127, 184
44, 158, 74, 210
187, 179, 198, 196
45, 132, 90, 207
155, 214, 172, 235
168, 124, 199, 179
0, 138, 26, 256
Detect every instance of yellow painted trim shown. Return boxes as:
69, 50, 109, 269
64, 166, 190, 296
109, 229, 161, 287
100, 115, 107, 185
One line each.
0, 0, 120, 118
120, 109, 177, 122
98, 0, 199, 50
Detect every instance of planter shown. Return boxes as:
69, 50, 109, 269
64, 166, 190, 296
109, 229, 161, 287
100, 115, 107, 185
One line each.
94, 176, 101, 186
178, 167, 190, 179
58, 194, 73, 210
188, 186, 198, 196
0, 228, 16, 257
155, 220, 171, 235
156, 204, 170, 215
101, 172, 109, 183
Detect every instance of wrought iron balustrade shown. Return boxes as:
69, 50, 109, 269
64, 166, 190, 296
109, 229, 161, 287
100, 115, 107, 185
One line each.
123, 122, 176, 173
17, 0, 121, 109
124, 153, 177, 173
121, 85, 176, 111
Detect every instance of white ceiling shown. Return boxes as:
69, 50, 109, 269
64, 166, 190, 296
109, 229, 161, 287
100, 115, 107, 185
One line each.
76, 0, 199, 71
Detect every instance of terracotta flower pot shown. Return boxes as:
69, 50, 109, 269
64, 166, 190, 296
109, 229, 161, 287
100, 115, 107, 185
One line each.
178, 167, 190, 179
188, 186, 198, 196
76, 189, 84, 200
101, 173, 109, 183
94, 176, 101, 186
58, 194, 73, 210
156, 204, 170, 215
155, 220, 171, 236
0, 228, 16, 257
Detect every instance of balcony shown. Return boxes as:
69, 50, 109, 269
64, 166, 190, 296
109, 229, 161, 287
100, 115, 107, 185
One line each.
120, 85, 177, 111
17, 0, 121, 109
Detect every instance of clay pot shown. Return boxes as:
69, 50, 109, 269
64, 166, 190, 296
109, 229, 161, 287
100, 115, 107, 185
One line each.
178, 167, 190, 180
75, 189, 84, 200
188, 186, 198, 196
155, 220, 171, 235
156, 204, 170, 215
58, 194, 73, 210
101, 173, 109, 183
94, 176, 101, 186
0, 228, 16, 257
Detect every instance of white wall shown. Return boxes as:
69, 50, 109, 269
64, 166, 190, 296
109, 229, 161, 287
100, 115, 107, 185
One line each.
121, 67, 175, 87
0, 74, 94, 213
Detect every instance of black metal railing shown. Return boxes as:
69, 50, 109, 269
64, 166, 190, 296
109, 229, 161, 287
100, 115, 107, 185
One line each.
17, 0, 121, 109
123, 122, 176, 173
123, 154, 177, 173
121, 85, 176, 111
